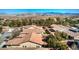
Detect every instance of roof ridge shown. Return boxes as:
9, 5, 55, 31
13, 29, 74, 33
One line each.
29, 31, 34, 41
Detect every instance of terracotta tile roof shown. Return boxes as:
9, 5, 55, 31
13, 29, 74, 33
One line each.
6, 32, 32, 46
30, 32, 46, 45
6, 25, 46, 46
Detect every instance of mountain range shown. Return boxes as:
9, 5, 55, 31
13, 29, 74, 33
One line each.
0, 12, 79, 16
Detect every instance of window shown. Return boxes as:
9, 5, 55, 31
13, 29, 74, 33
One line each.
24, 46, 27, 48
23, 46, 27, 48
23, 46, 24, 48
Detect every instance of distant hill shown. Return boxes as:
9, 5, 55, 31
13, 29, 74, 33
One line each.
0, 12, 79, 16
42, 12, 79, 16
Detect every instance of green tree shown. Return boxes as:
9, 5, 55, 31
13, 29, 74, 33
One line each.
44, 31, 69, 50
0, 25, 2, 33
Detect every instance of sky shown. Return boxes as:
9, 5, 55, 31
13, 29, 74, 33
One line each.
0, 9, 79, 14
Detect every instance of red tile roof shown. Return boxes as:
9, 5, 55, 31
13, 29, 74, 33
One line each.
30, 32, 46, 45
6, 25, 46, 46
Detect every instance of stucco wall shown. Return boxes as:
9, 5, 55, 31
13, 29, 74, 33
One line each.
20, 42, 41, 48
7, 46, 20, 48
7, 42, 42, 48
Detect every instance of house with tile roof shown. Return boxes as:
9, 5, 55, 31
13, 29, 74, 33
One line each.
6, 25, 47, 48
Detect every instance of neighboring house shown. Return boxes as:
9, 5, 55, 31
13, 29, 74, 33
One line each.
0, 27, 22, 48
69, 27, 79, 32
6, 25, 47, 48
2, 26, 9, 32
51, 24, 79, 40
2, 27, 21, 40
